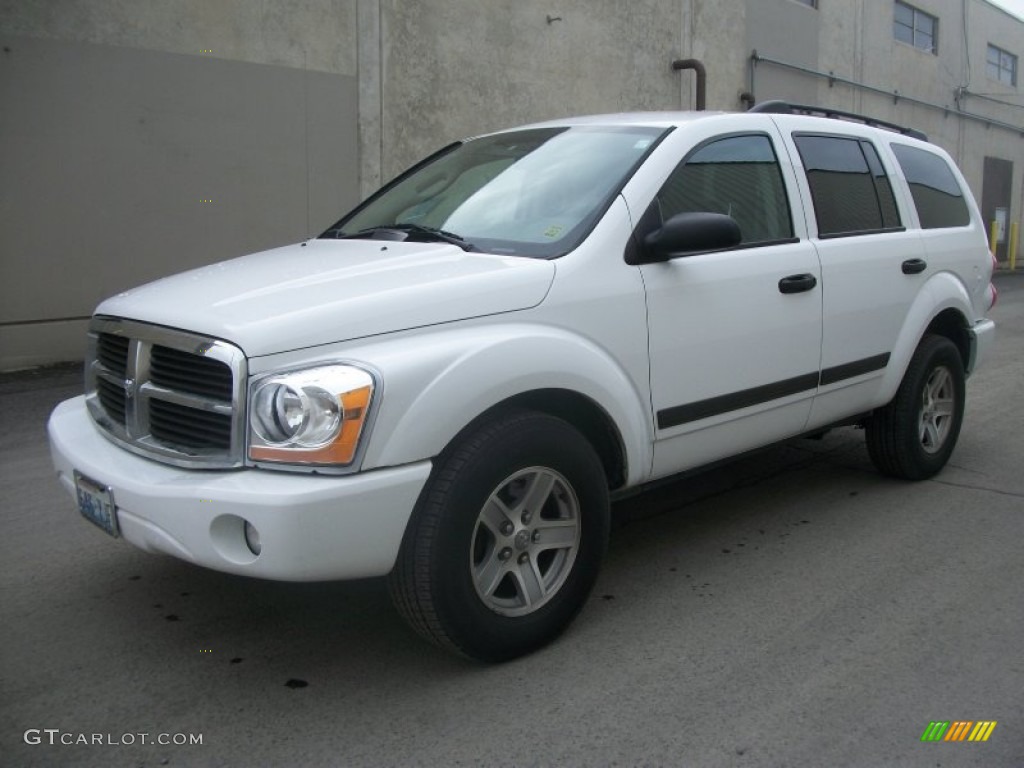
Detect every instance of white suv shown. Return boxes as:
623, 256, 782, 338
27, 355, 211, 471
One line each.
49, 104, 996, 661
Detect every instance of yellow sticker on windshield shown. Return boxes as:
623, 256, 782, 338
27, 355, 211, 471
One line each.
543, 225, 564, 238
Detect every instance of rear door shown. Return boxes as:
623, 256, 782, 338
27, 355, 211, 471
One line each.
775, 121, 925, 428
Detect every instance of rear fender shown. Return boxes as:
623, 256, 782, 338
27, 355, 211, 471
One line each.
880, 271, 974, 402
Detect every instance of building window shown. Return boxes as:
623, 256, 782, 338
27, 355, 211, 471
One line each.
894, 1, 938, 54
987, 44, 1018, 86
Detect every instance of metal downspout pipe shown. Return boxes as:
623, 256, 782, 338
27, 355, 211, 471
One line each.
672, 58, 707, 111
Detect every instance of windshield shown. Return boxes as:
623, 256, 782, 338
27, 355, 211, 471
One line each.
323, 125, 667, 258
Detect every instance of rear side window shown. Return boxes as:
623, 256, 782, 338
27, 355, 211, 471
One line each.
656, 134, 793, 245
794, 135, 902, 237
891, 144, 971, 229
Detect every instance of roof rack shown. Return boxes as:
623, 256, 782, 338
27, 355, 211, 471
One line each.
748, 100, 929, 142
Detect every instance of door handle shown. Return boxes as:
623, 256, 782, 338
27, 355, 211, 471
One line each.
902, 258, 927, 275
778, 273, 818, 294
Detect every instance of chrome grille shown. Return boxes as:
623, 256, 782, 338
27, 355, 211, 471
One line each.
85, 317, 247, 468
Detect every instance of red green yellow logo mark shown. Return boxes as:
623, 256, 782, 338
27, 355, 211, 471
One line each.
921, 721, 997, 742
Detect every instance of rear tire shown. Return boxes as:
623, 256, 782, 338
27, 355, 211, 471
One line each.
866, 335, 965, 480
389, 409, 610, 662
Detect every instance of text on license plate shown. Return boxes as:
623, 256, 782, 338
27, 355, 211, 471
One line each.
74, 471, 119, 538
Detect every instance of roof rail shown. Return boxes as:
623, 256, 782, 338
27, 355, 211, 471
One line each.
748, 100, 929, 142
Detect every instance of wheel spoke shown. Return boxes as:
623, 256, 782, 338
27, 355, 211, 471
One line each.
518, 470, 557, 518
917, 364, 957, 454
512, 556, 546, 607
474, 549, 508, 598
534, 518, 578, 549
479, 497, 512, 537
926, 369, 950, 401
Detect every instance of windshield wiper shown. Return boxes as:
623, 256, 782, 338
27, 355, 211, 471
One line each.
335, 224, 477, 252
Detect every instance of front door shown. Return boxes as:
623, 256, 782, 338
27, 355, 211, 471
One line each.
637, 130, 823, 479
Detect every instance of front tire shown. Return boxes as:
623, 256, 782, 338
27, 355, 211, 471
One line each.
389, 410, 610, 662
866, 334, 965, 480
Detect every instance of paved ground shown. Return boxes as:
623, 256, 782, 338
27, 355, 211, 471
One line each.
2, 272, 1022, 768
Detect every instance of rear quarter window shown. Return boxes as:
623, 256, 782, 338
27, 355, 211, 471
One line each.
890, 144, 971, 229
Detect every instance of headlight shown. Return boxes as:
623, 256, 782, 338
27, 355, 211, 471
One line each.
248, 365, 375, 466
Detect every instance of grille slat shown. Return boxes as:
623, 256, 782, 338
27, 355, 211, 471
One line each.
86, 320, 244, 467
150, 403, 231, 430
97, 333, 129, 377
96, 376, 127, 425
149, 399, 232, 449
150, 345, 233, 400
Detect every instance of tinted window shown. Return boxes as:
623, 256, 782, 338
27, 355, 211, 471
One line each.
794, 135, 902, 237
891, 144, 971, 229
657, 134, 793, 245
861, 142, 901, 229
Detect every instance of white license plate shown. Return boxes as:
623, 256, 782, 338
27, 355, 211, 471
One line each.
74, 471, 119, 538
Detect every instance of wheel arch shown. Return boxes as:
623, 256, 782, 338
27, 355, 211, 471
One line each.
880, 272, 975, 401
924, 308, 971, 372
363, 325, 653, 488
440, 389, 629, 491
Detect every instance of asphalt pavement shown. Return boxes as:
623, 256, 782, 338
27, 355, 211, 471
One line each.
2, 272, 1022, 767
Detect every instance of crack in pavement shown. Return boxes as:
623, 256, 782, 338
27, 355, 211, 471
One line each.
929, 478, 1024, 499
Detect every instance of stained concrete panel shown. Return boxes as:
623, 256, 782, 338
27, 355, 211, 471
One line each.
689, 0, 747, 110
745, 0, 820, 105
0, 320, 90, 372
378, 0, 684, 180
0, 0, 358, 76
0, 36, 357, 369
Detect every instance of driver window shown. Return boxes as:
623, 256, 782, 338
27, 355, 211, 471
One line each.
657, 134, 794, 245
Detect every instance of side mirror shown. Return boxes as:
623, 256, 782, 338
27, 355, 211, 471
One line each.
641, 212, 741, 263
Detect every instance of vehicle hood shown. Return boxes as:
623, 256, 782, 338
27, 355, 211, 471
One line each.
96, 240, 556, 357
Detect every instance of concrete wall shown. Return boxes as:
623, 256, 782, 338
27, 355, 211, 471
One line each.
356, 0, 757, 192
365, 0, 690, 188
746, 0, 821, 105
1, 0, 1021, 370
361, 0, 1021, 231
0, 0, 359, 73
0, 1, 360, 369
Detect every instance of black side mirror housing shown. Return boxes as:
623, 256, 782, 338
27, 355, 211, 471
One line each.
640, 212, 741, 263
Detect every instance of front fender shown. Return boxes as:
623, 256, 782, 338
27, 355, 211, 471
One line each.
879, 271, 975, 401
361, 323, 653, 486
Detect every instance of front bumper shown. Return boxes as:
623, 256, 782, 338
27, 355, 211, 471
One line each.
48, 397, 430, 581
